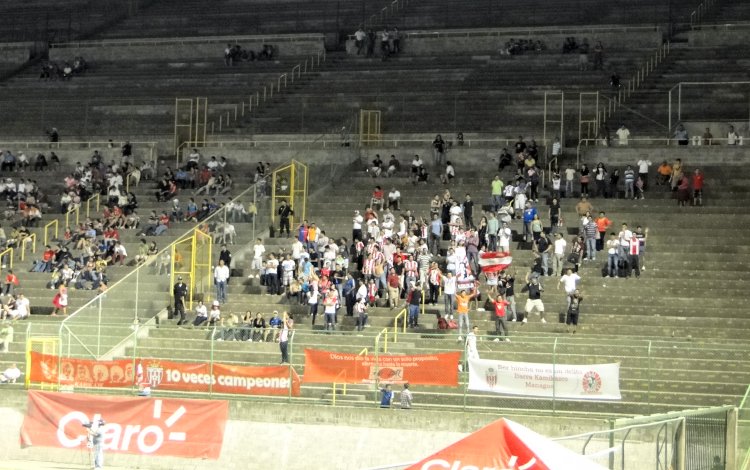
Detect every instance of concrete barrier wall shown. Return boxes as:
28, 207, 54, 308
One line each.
0, 390, 621, 470
581, 145, 750, 166
0, 42, 34, 64
49, 38, 324, 62
346, 29, 663, 55
688, 29, 750, 46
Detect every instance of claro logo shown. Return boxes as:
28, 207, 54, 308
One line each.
56, 399, 186, 453
420, 457, 537, 470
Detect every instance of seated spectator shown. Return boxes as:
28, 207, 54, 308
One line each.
193, 300, 208, 327
62, 62, 73, 80
72, 56, 88, 74
0, 363, 21, 383
411, 155, 423, 177
386, 155, 400, 177
3, 269, 18, 296
251, 312, 267, 342
370, 154, 384, 177
416, 167, 429, 184
440, 161, 455, 184
371, 186, 385, 210
5, 293, 29, 320
214, 312, 240, 341
17, 152, 29, 171
387, 187, 401, 211
267, 310, 282, 342
112, 241, 127, 266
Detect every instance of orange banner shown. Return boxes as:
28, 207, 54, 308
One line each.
29, 352, 300, 397
301, 349, 461, 386
21, 391, 227, 459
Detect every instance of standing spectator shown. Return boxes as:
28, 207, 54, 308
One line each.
673, 124, 689, 146
534, 232, 551, 276
727, 125, 740, 145
605, 233, 620, 277
636, 157, 652, 191
499, 270, 517, 321
462, 194, 474, 228
488, 293, 510, 342
522, 202, 537, 243
398, 383, 413, 409
354, 28, 366, 55
51, 285, 68, 316
173, 276, 188, 325
455, 283, 478, 340
322, 289, 338, 331
366, 30, 375, 57
702, 128, 714, 146
355, 297, 368, 332
627, 232, 641, 278
279, 312, 293, 364
592, 41, 604, 70
579, 164, 590, 197
616, 125, 630, 145
391, 27, 401, 55
405, 282, 422, 328
380, 384, 393, 408
490, 175, 504, 211
677, 172, 690, 207
549, 197, 561, 229
566, 290, 583, 333
429, 214, 443, 255
0, 321, 12, 352
557, 268, 581, 309
551, 137, 562, 161
635, 226, 649, 270
521, 273, 546, 323
564, 164, 576, 197
442, 271, 456, 320
213, 259, 230, 304
691, 168, 704, 206
552, 233, 566, 277
277, 200, 293, 237
656, 160, 672, 186
432, 134, 446, 166
623, 165, 636, 199
583, 218, 598, 261
595, 211, 612, 252
465, 326, 480, 365
593, 163, 607, 198
498, 222, 512, 254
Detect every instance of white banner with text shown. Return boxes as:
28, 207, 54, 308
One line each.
468, 358, 621, 400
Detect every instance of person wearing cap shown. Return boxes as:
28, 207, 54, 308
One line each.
173, 276, 188, 325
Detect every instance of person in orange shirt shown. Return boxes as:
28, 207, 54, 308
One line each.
656, 160, 672, 186
3, 269, 19, 296
455, 282, 478, 341
595, 211, 612, 252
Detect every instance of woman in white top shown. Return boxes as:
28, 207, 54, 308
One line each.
193, 301, 208, 326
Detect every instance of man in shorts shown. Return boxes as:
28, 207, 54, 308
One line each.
521, 273, 545, 323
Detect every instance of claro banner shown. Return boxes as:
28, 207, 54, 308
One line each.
302, 348, 461, 386
28, 351, 301, 397
468, 358, 622, 400
21, 391, 228, 459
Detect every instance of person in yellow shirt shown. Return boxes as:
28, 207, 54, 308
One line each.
455, 282, 478, 341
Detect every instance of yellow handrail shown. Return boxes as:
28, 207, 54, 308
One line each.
0, 247, 13, 269
375, 328, 389, 354
20, 233, 36, 261
393, 308, 407, 343
65, 205, 79, 228
85, 193, 100, 219
43, 219, 59, 247
332, 347, 368, 406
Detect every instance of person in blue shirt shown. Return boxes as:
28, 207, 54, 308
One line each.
522, 201, 537, 242
380, 384, 393, 408
267, 311, 282, 342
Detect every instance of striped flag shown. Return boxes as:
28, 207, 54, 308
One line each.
478, 251, 512, 273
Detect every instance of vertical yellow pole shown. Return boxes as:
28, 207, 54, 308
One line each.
290, 163, 296, 229
191, 232, 197, 306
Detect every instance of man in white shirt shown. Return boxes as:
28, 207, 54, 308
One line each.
616, 124, 631, 145
8, 293, 29, 320
557, 268, 581, 309
564, 165, 576, 197
552, 232, 567, 277
727, 125, 739, 145
618, 223, 633, 259
251, 239, 265, 279
352, 210, 364, 241
388, 188, 401, 211
636, 158, 652, 191
188, 148, 201, 170
354, 28, 366, 55
0, 363, 21, 383
206, 156, 219, 171
213, 260, 230, 304
281, 254, 296, 290
442, 272, 457, 319
498, 222, 512, 253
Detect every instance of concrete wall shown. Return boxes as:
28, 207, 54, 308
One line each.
0, 42, 34, 64
346, 29, 663, 55
581, 145, 750, 166
0, 390, 622, 470
688, 28, 750, 46
49, 37, 324, 62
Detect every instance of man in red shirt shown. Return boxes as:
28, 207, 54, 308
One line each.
386, 268, 401, 309
488, 293, 511, 342
691, 168, 704, 206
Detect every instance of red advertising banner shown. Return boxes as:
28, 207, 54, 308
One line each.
28, 351, 301, 397
301, 348, 461, 386
21, 391, 228, 459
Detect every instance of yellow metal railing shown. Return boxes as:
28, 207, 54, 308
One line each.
393, 308, 407, 343
85, 193, 100, 219
64, 205, 79, 228
20, 233, 36, 261
43, 219, 59, 247
0, 247, 13, 269
332, 347, 368, 406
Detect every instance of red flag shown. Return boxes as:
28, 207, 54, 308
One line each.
478, 251, 512, 273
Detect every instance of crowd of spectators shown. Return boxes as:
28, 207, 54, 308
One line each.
223, 43, 275, 66
353, 27, 401, 60
39, 56, 88, 81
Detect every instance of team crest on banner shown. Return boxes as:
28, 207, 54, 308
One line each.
146, 361, 164, 388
